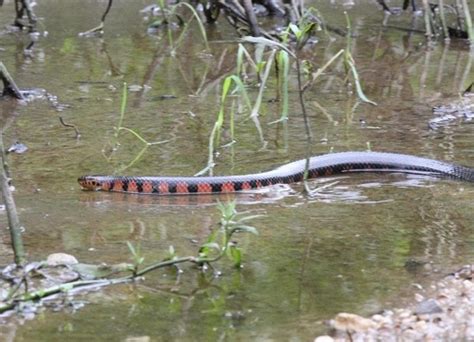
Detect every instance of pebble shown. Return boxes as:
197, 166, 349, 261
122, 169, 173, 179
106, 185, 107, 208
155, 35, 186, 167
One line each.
46, 253, 79, 266
331, 313, 376, 332
415, 299, 443, 315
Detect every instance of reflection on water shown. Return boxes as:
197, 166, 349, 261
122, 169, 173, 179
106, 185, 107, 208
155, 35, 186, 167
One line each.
0, 0, 473, 340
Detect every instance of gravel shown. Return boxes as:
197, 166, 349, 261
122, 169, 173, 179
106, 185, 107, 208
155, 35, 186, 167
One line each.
315, 264, 474, 341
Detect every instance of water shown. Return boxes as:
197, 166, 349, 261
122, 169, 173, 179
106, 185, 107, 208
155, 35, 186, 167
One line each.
0, 0, 473, 340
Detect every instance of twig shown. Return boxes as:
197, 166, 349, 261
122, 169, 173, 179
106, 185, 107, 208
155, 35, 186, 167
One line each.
0, 129, 26, 266
0, 62, 24, 100
59, 116, 81, 139
14, 0, 37, 31
78, 0, 113, 36
295, 58, 313, 194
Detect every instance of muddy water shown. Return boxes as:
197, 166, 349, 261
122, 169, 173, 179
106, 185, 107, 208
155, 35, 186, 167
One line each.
0, 0, 473, 340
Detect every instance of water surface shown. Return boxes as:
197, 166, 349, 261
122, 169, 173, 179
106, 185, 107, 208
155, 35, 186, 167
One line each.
0, 0, 473, 340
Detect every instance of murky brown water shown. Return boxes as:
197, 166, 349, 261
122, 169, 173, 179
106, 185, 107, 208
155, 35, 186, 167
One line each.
0, 0, 473, 340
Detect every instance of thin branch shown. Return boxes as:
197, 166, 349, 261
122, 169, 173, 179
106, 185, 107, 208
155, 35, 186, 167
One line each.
78, 0, 113, 36
59, 116, 81, 139
0, 62, 24, 100
0, 130, 26, 266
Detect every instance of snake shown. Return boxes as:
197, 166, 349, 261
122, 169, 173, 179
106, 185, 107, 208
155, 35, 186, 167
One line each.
78, 151, 474, 195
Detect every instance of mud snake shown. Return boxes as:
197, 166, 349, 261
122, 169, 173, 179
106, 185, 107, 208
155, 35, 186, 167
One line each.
78, 151, 474, 195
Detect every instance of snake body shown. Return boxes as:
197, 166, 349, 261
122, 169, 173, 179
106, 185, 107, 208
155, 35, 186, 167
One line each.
78, 152, 474, 195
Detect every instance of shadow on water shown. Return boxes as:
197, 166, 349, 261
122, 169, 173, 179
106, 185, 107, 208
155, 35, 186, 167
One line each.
0, 0, 473, 340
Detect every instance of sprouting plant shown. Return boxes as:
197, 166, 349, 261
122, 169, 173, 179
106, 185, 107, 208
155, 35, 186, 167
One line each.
0, 201, 261, 314
126, 241, 145, 276
343, 12, 376, 106
195, 75, 251, 176
270, 49, 290, 123
105, 82, 169, 172
148, 1, 209, 55
198, 201, 260, 268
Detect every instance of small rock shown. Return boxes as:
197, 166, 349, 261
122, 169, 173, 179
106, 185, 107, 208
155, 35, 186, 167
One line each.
314, 336, 334, 342
7, 142, 28, 154
415, 293, 424, 302
415, 298, 443, 315
332, 313, 376, 332
46, 253, 79, 266
399, 310, 412, 319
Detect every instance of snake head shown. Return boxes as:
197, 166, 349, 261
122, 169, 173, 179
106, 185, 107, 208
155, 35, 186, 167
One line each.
78, 176, 104, 191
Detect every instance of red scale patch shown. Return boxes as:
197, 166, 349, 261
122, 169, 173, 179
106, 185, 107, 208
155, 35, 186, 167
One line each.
198, 183, 213, 193
221, 182, 235, 193
142, 181, 153, 193
102, 182, 112, 191
113, 180, 124, 192
176, 182, 189, 193
127, 180, 138, 193
158, 182, 169, 194
241, 182, 252, 190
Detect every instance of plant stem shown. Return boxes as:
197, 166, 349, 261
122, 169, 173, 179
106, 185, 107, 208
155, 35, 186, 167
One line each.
421, 0, 433, 39
460, 0, 474, 44
115, 82, 127, 138
438, 0, 449, 40
295, 58, 313, 192
0, 130, 26, 266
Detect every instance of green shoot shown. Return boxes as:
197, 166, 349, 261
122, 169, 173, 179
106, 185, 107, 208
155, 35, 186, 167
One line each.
343, 13, 377, 106
170, 2, 210, 53
195, 75, 251, 176
198, 201, 260, 268
126, 241, 145, 275
115, 82, 128, 138
250, 49, 276, 118
269, 49, 290, 124
109, 83, 169, 172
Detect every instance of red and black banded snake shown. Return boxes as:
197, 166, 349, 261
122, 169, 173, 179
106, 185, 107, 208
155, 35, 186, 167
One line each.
78, 151, 474, 195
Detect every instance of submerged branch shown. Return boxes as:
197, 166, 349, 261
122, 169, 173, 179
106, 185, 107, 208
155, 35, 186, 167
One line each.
0, 62, 24, 100
0, 130, 26, 266
79, 0, 113, 36
59, 116, 81, 139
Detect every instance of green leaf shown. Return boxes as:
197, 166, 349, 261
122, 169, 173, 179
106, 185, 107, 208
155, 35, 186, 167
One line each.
229, 246, 242, 267
235, 225, 259, 235
200, 242, 221, 251
199, 229, 220, 257
217, 200, 236, 221
288, 23, 301, 38
235, 214, 264, 223
240, 36, 296, 58
346, 56, 377, 106
126, 241, 137, 257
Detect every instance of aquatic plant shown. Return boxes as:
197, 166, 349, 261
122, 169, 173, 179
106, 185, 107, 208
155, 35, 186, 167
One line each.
106, 83, 168, 172
0, 201, 259, 314
144, 0, 210, 54
460, 0, 474, 44
196, 75, 251, 176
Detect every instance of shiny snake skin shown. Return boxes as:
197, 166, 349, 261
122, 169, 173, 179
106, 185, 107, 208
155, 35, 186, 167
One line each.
78, 151, 474, 195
